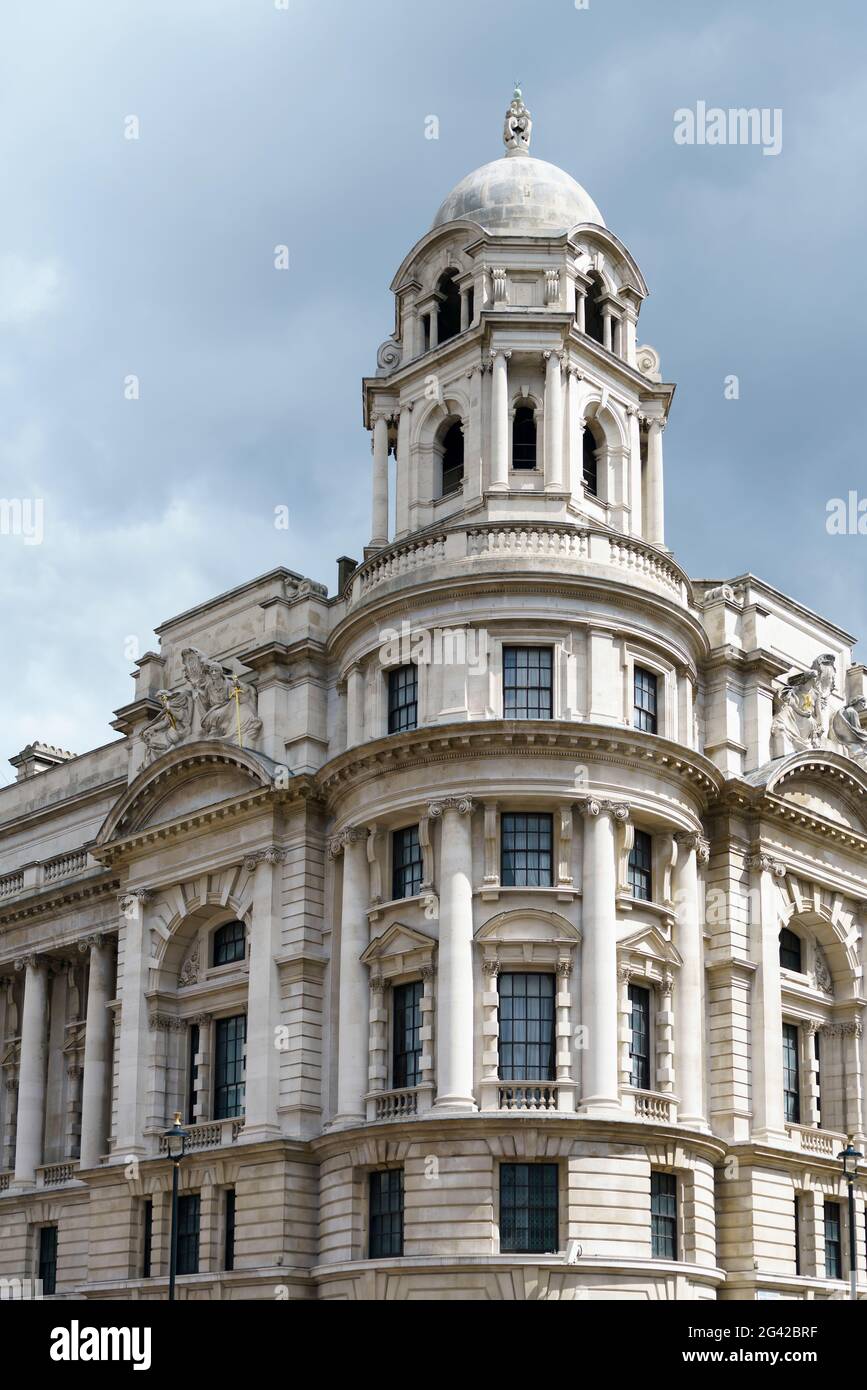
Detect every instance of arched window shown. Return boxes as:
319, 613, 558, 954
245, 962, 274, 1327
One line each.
512, 406, 537, 469
779, 928, 803, 973
440, 421, 464, 496
582, 427, 599, 496
583, 275, 605, 345
437, 270, 461, 345
213, 920, 246, 967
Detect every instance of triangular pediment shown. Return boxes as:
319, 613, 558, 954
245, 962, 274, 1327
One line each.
619, 922, 683, 968
361, 922, 436, 966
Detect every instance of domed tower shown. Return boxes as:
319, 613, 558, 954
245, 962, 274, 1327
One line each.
363, 85, 668, 552
322, 91, 723, 1299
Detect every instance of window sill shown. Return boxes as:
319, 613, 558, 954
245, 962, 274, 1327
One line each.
477, 884, 577, 904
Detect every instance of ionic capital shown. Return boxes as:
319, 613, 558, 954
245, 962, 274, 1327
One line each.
675, 832, 710, 864
576, 798, 630, 823
745, 852, 786, 879
427, 797, 475, 819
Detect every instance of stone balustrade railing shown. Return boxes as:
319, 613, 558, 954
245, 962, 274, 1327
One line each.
0, 849, 93, 902
36, 1162, 77, 1188
351, 523, 690, 607
372, 1088, 420, 1121
156, 1117, 244, 1155
497, 1084, 560, 1112
787, 1124, 846, 1158
629, 1089, 677, 1124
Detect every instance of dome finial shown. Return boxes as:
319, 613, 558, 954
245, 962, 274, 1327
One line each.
503, 85, 532, 157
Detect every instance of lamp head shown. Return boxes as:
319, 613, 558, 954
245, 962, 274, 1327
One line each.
164, 1111, 187, 1160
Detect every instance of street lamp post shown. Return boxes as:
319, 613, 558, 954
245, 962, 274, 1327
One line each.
164, 1112, 188, 1302
838, 1140, 862, 1302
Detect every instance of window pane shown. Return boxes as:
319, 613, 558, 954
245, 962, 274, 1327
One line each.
224, 1189, 236, 1272
392, 825, 423, 900
628, 829, 653, 901
651, 1171, 677, 1260
504, 647, 553, 719
142, 1199, 153, 1278
214, 1013, 247, 1119
500, 1163, 558, 1254
213, 919, 245, 966
783, 1023, 801, 1124
824, 1200, 842, 1279
388, 665, 418, 734
499, 973, 555, 1082
38, 1225, 58, 1295
501, 812, 554, 887
633, 667, 658, 734
779, 928, 802, 973
187, 1022, 199, 1125
369, 1169, 404, 1258
393, 981, 423, 1089
628, 984, 651, 1090
177, 1193, 200, 1276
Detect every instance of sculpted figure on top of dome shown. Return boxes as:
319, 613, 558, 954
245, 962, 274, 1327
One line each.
503, 86, 532, 154
770, 653, 836, 757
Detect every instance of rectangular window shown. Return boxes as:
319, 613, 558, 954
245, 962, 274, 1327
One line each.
142, 1198, 153, 1278
38, 1225, 58, 1296
500, 1163, 558, 1254
392, 980, 423, 1090
498, 973, 555, 1082
628, 983, 651, 1090
633, 666, 658, 734
224, 1188, 236, 1272
369, 1169, 404, 1259
388, 665, 418, 734
214, 1013, 246, 1120
628, 829, 653, 902
176, 1193, 200, 1276
651, 1171, 678, 1260
392, 825, 423, 900
501, 812, 553, 887
503, 647, 553, 720
783, 1022, 801, 1124
824, 1199, 842, 1280
187, 1022, 199, 1125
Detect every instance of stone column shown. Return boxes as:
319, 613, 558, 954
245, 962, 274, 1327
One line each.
578, 800, 626, 1113
370, 413, 389, 548
243, 848, 285, 1141
115, 890, 153, 1158
13, 954, 49, 1185
843, 1019, 865, 1144
480, 958, 500, 1110
367, 973, 387, 1108
645, 417, 665, 547
395, 407, 410, 537
543, 350, 565, 491
331, 828, 370, 1125
78, 934, 114, 1170
345, 660, 364, 748
602, 309, 612, 352
748, 853, 788, 1142
489, 349, 511, 491
674, 833, 709, 1130
430, 797, 477, 1111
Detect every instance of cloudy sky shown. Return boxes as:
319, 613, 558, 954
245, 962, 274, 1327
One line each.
1, 0, 865, 775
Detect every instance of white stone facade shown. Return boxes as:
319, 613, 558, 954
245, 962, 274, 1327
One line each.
1, 93, 865, 1301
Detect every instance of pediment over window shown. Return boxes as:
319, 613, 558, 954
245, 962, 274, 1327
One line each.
475, 908, 581, 948
94, 740, 277, 850
361, 922, 436, 980
619, 923, 683, 976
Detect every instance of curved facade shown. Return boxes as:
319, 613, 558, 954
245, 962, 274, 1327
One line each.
1, 93, 866, 1302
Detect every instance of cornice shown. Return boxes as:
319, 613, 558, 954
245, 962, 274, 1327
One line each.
0, 775, 127, 839
316, 720, 723, 809
0, 875, 122, 931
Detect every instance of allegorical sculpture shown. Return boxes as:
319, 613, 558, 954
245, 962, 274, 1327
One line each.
141, 646, 262, 763
503, 85, 532, 155
770, 653, 867, 769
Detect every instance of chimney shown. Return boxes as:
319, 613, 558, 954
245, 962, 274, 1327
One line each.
9, 742, 76, 782
337, 555, 358, 593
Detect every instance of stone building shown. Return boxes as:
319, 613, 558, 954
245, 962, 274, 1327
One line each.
1, 91, 865, 1301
